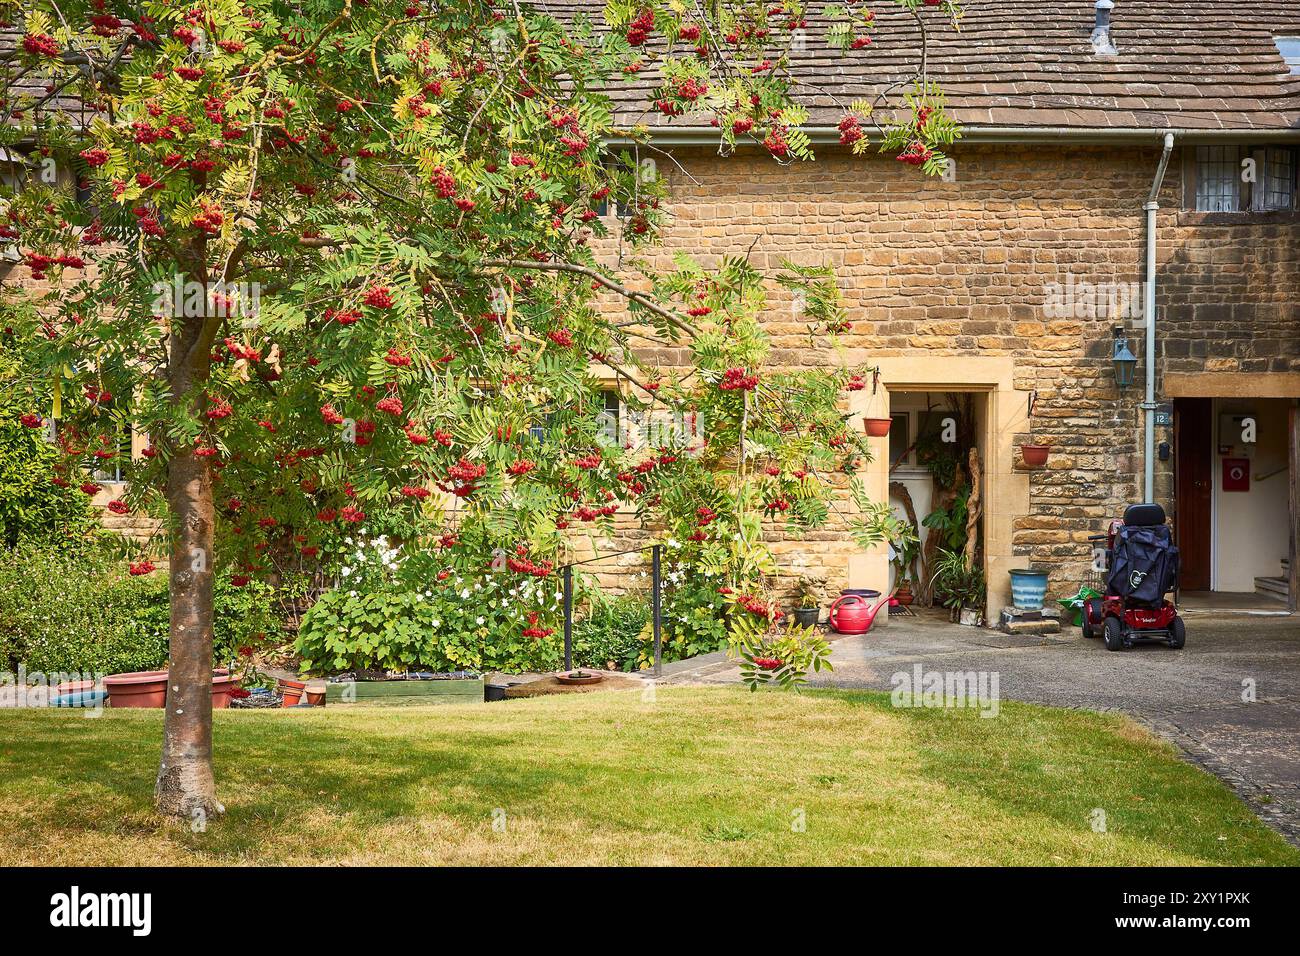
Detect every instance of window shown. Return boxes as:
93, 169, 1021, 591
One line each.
1276, 36, 1300, 75
1255, 146, 1295, 211
596, 388, 621, 444
1194, 146, 1241, 212
1189, 145, 1298, 213
92, 422, 133, 484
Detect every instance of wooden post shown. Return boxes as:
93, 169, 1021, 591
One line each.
1289, 403, 1298, 613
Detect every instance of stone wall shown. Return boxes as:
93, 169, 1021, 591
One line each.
591, 142, 1300, 603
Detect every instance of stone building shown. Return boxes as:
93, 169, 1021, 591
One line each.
578, 0, 1300, 614
4, 1, 1299, 618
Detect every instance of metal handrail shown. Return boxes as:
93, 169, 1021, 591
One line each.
561, 544, 663, 677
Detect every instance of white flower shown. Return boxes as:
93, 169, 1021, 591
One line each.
460, 588, 471, 599
667, 538, 680, 549
476, 616, 486, 625
431, 619, 441, 629
341, 566, 352, 577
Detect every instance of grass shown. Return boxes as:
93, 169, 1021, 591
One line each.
0, 686, 1295, 866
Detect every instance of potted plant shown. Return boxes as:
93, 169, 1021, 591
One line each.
930, 549, 986, 625
791, 576, 824, 628
891, 534, 920, 606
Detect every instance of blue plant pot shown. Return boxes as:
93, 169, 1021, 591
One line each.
1009, 569, 1049, 610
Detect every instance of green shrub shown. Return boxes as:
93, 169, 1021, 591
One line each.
644, 572, 730, 668
0, 544, 287, 675
0, 546, 170, 674
0, 343, 97, 549
572, 594, 650, 671
297, 572, 563, 675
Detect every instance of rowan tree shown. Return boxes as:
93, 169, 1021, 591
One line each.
1, 0, 960, 818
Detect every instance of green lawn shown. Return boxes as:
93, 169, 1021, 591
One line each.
0, 686, 1294, 866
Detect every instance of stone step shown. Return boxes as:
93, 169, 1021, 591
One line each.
1254, 576, 1289, 598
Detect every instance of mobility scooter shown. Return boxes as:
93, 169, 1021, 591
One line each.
1081, 503, 1185, 651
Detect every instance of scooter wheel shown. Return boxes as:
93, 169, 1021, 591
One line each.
1167, 617, 1186, 649
1103, 616, 1126, 652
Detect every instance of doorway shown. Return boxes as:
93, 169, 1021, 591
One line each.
1174, 398, 1212, 590
1175, 396, 1293, 606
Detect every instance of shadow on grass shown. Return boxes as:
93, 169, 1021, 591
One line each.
811, 688, 1297, 865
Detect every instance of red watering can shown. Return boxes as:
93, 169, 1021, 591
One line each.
828, 592, 892, 635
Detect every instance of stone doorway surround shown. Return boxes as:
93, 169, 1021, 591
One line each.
846, 354, 1029, 615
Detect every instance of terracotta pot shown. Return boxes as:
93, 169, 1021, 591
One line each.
1020, 444, 1050, 468
211, 672, 239, 709
278, 677, 307, 708
103, 670, 169, 708
895, 584, 914, 606
105, 669, 235, 708
304, 680, 327, 706
862, 417, 892, 437
54, 679, 97, 696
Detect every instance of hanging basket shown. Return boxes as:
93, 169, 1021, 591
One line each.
1020, 444, 1050, 468
862, 417, 892, 437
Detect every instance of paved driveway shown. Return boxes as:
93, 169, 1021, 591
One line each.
668, 608, 1300, 844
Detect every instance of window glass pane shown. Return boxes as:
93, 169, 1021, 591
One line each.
92, 422, 131, 483
1257, 147, 1295, 211
598, 388, 621, 444
889, 413, 910, 468
1195, 146, 1240, 212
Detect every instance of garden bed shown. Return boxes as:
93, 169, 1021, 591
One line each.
324, 672, 484, 706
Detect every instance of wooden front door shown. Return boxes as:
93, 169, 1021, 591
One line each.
1175, 398, 1213, 590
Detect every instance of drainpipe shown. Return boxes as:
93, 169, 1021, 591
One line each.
1143, 132, 1175, 501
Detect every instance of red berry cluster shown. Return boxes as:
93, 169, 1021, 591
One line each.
625, 9, 655, 46
22, 33, 61, 58
384, 348, 412, 367
363, 286, 394, 309
838, 115, 863, 146
897, 141, 934, 166
719, 367, 759, 391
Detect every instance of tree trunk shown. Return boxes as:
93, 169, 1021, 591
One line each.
155, 252, 222, 821
156, 446, 222, 821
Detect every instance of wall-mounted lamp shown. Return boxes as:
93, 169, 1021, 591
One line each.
1112, 325, 1137, 390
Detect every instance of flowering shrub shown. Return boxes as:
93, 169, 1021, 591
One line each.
297, 569, 563, 675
